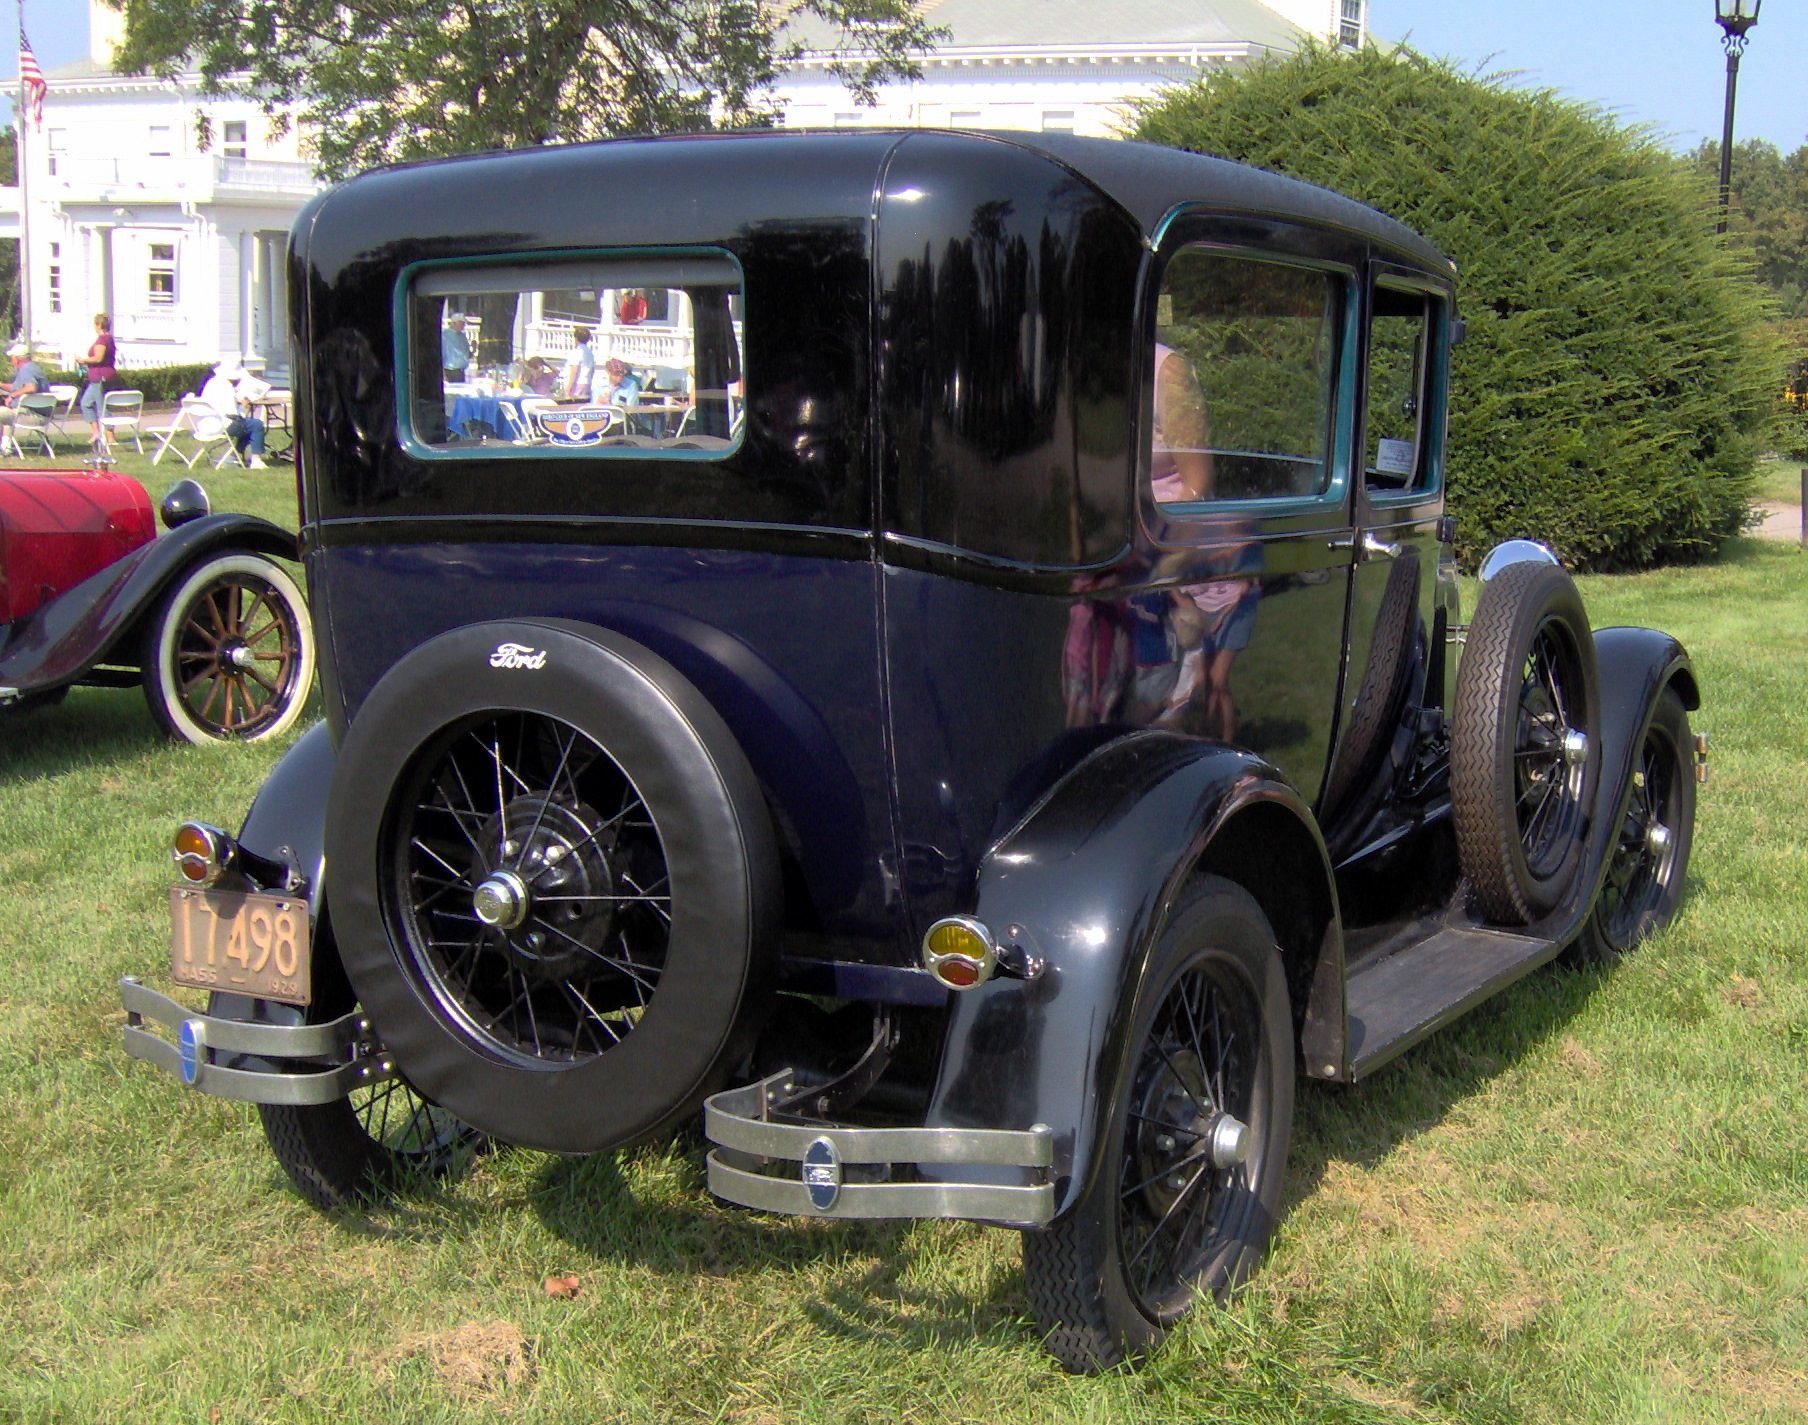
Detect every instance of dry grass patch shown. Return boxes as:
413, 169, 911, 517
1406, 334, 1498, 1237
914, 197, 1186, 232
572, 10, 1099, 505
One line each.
374, 1319, 534, 1403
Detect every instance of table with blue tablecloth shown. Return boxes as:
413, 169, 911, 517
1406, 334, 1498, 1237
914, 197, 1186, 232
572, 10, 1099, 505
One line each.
447, 394, 530, 439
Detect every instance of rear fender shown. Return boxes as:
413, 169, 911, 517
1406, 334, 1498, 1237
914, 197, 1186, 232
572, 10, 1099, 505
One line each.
209, 720, 343, 1036
0, 513, 299, 693
921, 730, 1340, 1220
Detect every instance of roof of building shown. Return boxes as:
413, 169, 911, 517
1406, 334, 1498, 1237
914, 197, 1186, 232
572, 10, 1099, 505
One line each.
789, 0, 1301, 55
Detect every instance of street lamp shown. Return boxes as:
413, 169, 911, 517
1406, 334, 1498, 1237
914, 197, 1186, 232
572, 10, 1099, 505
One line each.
1714, 0, 1762, 235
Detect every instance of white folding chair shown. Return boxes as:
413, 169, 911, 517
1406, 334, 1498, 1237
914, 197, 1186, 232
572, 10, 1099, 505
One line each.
7, 394, 58, 458
100, 390, 146, 455
189, 404, 247, 468
148, 398, 204, 466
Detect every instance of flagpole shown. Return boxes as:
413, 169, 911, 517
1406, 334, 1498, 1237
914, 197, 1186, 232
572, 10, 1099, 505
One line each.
15, 0, 29, 345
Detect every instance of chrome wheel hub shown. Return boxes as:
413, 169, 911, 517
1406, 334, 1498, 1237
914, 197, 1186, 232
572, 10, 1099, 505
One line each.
472, 869, 530, 930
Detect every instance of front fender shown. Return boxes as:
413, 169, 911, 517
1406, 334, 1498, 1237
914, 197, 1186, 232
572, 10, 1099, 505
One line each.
0, 513, 299, 693
921, 730, 1333, 1220
1533, 626, 1697, 942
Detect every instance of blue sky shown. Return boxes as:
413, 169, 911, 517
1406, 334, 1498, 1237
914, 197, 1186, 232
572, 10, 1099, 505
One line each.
14, 1, 1807, 152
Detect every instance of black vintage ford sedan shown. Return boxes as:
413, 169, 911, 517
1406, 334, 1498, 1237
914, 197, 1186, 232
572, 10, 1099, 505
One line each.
123, 129, 1702, 1371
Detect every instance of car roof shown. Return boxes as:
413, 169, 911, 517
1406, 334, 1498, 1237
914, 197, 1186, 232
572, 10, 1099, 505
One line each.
999, 130, 1454, 276
314, 128, 1452, 279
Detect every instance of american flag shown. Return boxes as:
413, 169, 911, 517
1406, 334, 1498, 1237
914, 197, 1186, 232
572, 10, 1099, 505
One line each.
18, 28, 46, 127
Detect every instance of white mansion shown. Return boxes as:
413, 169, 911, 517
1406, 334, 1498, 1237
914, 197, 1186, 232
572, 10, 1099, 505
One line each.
16, 0, 1365, 375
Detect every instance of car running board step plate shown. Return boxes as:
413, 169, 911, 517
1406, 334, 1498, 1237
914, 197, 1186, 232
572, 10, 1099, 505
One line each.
1345, 925, 1555, 1080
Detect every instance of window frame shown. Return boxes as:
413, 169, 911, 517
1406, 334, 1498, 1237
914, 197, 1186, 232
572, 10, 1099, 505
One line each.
146, 241, 179, 307
1139, 232, 1360, 534
1361, 266, 1453, 509
392, 245, 748, 466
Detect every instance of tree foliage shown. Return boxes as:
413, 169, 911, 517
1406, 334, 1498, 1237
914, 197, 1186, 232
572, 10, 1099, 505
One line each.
105, 0, 940, 179
1691, 138, 1808, 319
1136, 44, 1776, 571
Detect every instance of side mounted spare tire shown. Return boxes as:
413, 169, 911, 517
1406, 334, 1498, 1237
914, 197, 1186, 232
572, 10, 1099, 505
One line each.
326, 618, 781, 1155
1450, 559, 1600, 924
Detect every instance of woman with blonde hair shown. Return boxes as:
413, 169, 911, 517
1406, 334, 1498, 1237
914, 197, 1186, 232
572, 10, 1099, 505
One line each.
80, 312, 118, 447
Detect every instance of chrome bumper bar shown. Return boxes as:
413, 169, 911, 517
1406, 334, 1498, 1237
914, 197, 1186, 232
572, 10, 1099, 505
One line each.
120, 976, 394, 1106
703, 1070, 1056, 1227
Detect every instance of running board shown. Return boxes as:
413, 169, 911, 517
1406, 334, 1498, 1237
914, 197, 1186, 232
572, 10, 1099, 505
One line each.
1345, 925, 1556, 1079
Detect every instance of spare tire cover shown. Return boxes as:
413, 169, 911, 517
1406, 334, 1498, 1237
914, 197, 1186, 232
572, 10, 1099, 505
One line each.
326, 618, 779, 1153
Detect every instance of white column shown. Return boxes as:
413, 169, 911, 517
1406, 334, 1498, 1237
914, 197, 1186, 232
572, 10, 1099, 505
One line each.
238, 229, 255, 360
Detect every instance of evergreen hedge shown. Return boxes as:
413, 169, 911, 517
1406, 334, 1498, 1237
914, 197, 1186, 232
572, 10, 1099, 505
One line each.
1135, 45, 1778, 570
34, 363, 215, 405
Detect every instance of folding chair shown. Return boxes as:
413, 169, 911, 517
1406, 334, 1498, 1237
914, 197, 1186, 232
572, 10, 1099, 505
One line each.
148, 398, 202, 466
100, 390, 146, 455
189, 404, 247, 468
5, 394, 58, 458
499, 401, 545, 444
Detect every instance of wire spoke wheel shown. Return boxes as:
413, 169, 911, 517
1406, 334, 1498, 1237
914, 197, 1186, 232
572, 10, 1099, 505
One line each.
1117, 958, 1263, 1318
1513, 626, 1589, 878
1023, 876, 1292, 1373
387, 710, 672, 1066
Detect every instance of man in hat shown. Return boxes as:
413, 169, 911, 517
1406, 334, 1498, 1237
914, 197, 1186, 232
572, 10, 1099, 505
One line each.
198, 359, 272, 469
0, 342, 47, 435
442, 314, 472, 383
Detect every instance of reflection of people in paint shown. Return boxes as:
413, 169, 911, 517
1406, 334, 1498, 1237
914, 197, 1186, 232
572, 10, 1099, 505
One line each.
1136, 342, 1261, 740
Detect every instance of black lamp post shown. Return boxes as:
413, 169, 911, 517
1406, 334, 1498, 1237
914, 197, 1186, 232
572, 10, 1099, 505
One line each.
1714, 0, 1762, 235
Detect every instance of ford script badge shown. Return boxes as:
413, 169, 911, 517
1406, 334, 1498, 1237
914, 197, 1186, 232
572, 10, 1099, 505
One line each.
802, 1136, 841, 1211
488, 641, 547, 670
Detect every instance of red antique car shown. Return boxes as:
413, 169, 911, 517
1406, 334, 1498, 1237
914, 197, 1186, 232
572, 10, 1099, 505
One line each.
0, 463, 313, 741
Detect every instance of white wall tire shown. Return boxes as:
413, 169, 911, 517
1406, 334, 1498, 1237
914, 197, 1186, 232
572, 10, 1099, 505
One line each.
141, 552, 316, 744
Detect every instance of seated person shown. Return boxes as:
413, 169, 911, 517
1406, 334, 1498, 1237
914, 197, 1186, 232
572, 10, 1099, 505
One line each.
1150, 343, 1214, 504
521, 356, 558, 395
0, 343, 46, 431
198, 360, 273, 469
600, 358, 641, 406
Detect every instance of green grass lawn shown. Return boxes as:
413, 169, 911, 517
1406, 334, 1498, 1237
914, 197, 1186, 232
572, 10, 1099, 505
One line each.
1757, 455, 1805, 508
0, 512, 1803, 1422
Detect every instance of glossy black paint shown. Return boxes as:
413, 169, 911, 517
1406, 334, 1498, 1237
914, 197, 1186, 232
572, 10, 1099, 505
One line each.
918, 732, 1336, 1217
0, 512, 297, 694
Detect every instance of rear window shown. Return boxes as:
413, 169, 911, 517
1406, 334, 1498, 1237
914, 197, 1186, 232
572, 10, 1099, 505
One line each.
402, 253, 745, 457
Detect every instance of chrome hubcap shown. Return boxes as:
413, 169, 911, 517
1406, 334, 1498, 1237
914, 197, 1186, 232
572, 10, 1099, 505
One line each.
472, 869, 530, 930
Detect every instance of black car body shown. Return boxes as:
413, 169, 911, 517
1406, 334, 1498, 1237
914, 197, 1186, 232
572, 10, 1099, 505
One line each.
123, 129, 1702, 1370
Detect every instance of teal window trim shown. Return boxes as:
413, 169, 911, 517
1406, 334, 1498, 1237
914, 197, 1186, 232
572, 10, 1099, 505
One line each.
391, 245, 745, 464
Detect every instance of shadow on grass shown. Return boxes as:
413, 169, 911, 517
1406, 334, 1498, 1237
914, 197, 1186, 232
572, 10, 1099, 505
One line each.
0, 685, 164, 782
1284, 953, 1610, 1208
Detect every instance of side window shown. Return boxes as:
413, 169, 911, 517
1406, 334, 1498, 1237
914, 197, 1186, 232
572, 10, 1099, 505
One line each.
1364, 285, 1440, 493
1153, 249, 1340, 507
405, 253, 744, 457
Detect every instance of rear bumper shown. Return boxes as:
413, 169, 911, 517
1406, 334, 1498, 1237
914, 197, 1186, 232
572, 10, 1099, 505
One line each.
120, 976, 393, 1105
703, 1070, 1056, 1227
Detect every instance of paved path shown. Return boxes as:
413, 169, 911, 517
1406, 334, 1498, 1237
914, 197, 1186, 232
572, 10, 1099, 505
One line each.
1755, 501, 1804, 543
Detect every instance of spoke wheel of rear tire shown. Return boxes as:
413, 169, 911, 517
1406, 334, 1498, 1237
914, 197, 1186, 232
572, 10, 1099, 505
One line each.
260, 1074, 481, 1212
1023, 876, 1292, 1373
1451, 559, 1599, 924
386, 710, 673, 1065
143, 552, 315, 744
1572, 688, 1695, 964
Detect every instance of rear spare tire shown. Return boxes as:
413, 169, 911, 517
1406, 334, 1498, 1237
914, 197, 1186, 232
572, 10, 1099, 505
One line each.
326, 619, 780, 1154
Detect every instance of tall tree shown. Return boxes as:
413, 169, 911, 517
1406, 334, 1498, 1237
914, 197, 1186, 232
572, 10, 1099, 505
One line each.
106, 0, 941, 178
1689, 139, 1808, 320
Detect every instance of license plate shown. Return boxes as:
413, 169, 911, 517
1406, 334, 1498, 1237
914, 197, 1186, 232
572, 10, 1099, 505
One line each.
169, 886, 312, 1006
